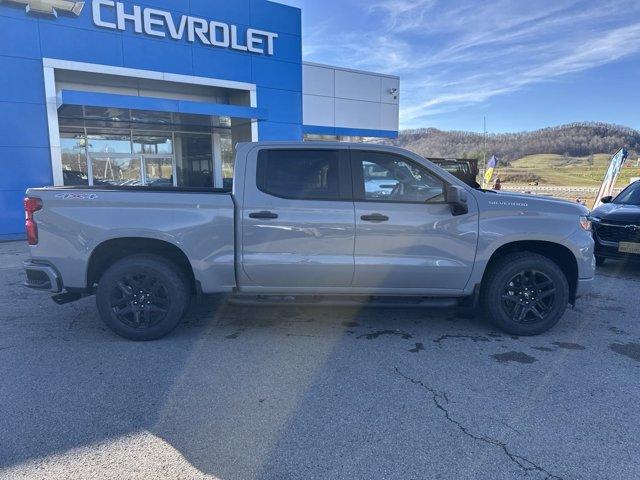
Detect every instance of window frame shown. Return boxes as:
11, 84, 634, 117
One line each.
351, 150, 450, 205
256, 148, 353, 202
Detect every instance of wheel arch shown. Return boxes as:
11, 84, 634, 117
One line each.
86, 238, 197, 293
482, 241, 579, 304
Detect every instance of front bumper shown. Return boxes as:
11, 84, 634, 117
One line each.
595, 240, 640, 262
23, 261, 62, 293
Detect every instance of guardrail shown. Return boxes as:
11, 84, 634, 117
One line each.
502, 185, 624, 195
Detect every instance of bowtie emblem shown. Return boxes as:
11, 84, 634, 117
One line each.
1, 0, 85, 17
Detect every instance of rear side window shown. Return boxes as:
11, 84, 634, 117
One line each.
257, 149, 346, 200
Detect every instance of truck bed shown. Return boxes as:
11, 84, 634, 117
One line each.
25, 187, 237, 294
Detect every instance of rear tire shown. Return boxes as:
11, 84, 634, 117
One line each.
96, 254, 190, 341
481, 252, 570, 336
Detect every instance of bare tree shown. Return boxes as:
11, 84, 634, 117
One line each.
388, 122, 640, 162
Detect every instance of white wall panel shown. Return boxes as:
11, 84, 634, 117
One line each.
381, 103, 400, 131
302, 64, 335, 97
302, 61, 400, 134
303, 95, 334, 126
380, 76, 400, 105
335, 99, 381, 130
335, 70, 381, 103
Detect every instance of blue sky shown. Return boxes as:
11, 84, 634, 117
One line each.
280, 0, 640, 133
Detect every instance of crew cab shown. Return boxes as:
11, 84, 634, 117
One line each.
23, 143, 595, 340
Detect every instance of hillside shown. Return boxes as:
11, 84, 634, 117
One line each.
503, 154, 639, 187
388, 122, 640, 164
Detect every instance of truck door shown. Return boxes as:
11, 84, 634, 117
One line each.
240, 147, 355, 289
351, 149, 478, 293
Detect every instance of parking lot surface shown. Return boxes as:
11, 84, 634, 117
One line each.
1, 241, 639, 480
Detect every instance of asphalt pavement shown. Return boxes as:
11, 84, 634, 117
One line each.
1, 241, 639, 480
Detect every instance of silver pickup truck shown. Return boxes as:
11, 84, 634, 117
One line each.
23, 142, 595, 340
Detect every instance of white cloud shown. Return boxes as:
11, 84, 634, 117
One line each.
401, 20, 640, 126
302, 0, 640, 128
370, 0, 438, 31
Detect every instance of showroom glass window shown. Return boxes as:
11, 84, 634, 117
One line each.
57, 107, 242, 189
60, 130, 89, 186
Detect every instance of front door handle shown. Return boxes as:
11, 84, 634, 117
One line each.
249, 211, 279, 220
361, 213, 390, 222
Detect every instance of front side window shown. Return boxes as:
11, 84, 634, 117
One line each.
354, 151, 445, 203
257, 150, 342, 200
615, 182, 640, 206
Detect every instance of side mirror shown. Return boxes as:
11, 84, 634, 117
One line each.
601, 196, 613, 204
446, 185, 469, 216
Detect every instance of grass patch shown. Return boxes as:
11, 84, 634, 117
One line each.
497, 154, 640, 186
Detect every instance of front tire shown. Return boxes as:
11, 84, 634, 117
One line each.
96, 255, 190, 341
481, 252, 570, 336
595, 256, 606, 267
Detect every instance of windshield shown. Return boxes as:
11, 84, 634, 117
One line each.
614, 182, 640, 206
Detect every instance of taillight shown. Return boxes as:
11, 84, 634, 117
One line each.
24, 197, 43, 246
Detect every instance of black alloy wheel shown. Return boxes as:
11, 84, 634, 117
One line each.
97, 255, 190, 341
481, 252, 570, 336
501, 270, 556, 324
109, 273, 171, 329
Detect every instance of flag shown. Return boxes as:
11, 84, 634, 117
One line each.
593, 148, 628, 209
483, 156, 497, 187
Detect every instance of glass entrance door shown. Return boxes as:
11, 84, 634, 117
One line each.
175, 133, 213, 188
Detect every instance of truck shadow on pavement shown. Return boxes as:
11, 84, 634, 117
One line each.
597, 259, 640, 281
2, 249, 640, 479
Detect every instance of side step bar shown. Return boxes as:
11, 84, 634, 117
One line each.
51, 291, 85, 305
227, 295, 460, 309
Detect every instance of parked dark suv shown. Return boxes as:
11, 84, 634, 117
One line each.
591, 180, 640, 265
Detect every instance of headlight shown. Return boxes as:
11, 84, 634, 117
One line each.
580, 216, 592, 231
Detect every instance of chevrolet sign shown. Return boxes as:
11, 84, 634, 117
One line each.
1, 0, 278, 56
1, 0, 84, 16
93, 0, 278, 56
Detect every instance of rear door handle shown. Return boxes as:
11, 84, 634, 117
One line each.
249, 211, 279, 220
361, 213, 390, 222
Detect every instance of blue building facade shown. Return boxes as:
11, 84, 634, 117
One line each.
0, 0, 399, 239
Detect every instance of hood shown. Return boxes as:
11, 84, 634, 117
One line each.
591, 202, 640, 223
482, 190, 589, 215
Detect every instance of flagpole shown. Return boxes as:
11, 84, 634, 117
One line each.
482, 116, 487, 187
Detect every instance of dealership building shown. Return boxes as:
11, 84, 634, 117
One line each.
0, 0, 400, 239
